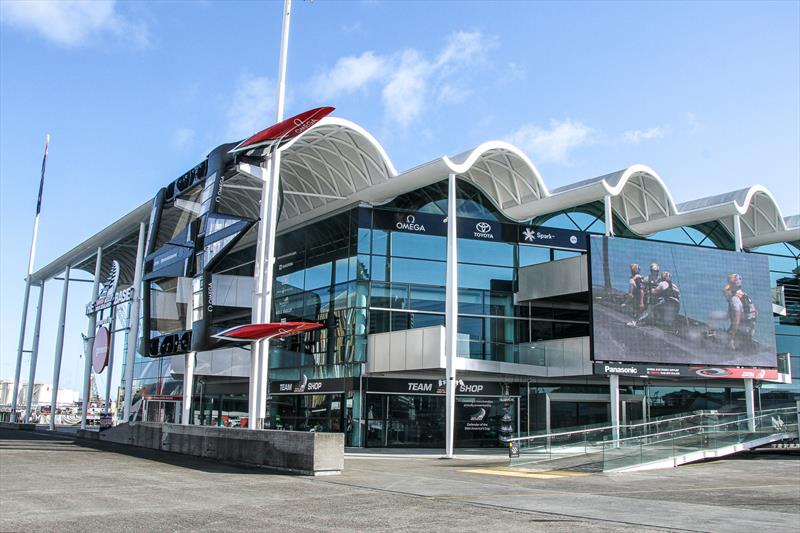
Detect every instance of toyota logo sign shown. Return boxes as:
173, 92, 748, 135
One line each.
476, 222, 491, 233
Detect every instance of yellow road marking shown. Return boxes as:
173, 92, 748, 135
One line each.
428, 483, 799, 500
460, 468, 591, 479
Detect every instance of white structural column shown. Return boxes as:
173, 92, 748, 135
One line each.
123, 222, 147, 422
81, 248, 103, 429
609, 374, 620, 447
733, 214, 743, 253
744, 378, 756, 432
23, 284, 46, 421
604, 195, 614, 236
249, 160, 269, 429
10, 281, 32, 422
249, 0, 292, 430
181, 352, 196, 425
444, 172, 459, 458
732, 214, 756, 430
256, 151, 283, 428
49, 265, 71, 431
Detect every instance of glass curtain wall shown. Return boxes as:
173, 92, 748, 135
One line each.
755, 242, 800, 407
360, 180, 590, 363
269, 210, 367, 380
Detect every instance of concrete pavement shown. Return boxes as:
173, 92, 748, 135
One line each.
1, 428, 798, 532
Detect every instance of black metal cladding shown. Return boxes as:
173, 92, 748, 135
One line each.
142, 143, 237, 358
141, 140, 289, 357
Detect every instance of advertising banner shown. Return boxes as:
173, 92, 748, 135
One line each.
593, 362, 779, 380
589, 236, 777, 367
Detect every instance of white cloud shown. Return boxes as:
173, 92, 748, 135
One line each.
382, 50, 431, 127
312, 51, 388, 100
0, 0, 149, 47
623, 126, 665, 143
172, 128, 195, 150
435, 30, 495, 70
226, 75, 276, 140
310, 30, 496, 127
437, 83, 471, 104
506, 119, 593, 164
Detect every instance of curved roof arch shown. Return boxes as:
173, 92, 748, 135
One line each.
271, 117, 398, 226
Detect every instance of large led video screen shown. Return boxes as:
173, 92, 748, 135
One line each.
590, 236, 777, 367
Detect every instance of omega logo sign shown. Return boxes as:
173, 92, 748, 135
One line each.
473, 221, 494, 239
396, 214, 426, 232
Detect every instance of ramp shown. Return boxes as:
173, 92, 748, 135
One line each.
507, 406, 799, 473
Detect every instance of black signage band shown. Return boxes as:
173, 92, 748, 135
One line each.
366, 378, 516, 396
369, 209, 586, 250
269, 377, 351, 395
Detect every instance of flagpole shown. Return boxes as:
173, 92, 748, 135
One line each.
11, 134, 49, 423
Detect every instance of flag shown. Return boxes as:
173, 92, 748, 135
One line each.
35, 134, 49, 216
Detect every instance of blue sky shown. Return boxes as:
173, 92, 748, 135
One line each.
1, 0, 798, 393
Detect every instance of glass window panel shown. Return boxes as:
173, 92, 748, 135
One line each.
276, 270, 305, 294
767, 254, 798, 274
553, 249, 582, 260
305, 262, 332, 290
390, 311, 414, 332
355, 255, 371, 281
408, 312, 445, 329
370, 282, 408, 309
335, 257, 352, 284
488, 292, 513, 316
458, 316, 484, 341
370, 255, 388, 282
391, 258, 446, 286
458, 239, 514, 267
409, 285, 446, 313
391, 232, 446, 260
458, 289, 484, 314
372, 229, 389, 256
487, 317, 514, 344
458, 264, 512, 290
531, 320, 554, 341
519, 245, 550, 267
357, 228, 371, 254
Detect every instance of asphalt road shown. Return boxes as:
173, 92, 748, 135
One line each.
1, 428, 798, 532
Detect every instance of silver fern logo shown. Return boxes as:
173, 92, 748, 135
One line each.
95, 260, 120, 307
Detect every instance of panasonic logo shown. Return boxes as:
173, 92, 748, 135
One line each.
605, 365, 638, 374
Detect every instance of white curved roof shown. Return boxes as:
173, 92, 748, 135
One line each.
273, 117, 398, 228
268, 119, 797, 248
31, 116, 800, 284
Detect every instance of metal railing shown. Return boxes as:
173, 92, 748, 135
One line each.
506, 406, 800, 470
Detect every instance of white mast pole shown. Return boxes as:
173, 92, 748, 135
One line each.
11, 134, 49, 423
250, 0, 292, 429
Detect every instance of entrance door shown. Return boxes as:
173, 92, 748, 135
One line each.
143, 400, 182, 424
531, 393, 646, 434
